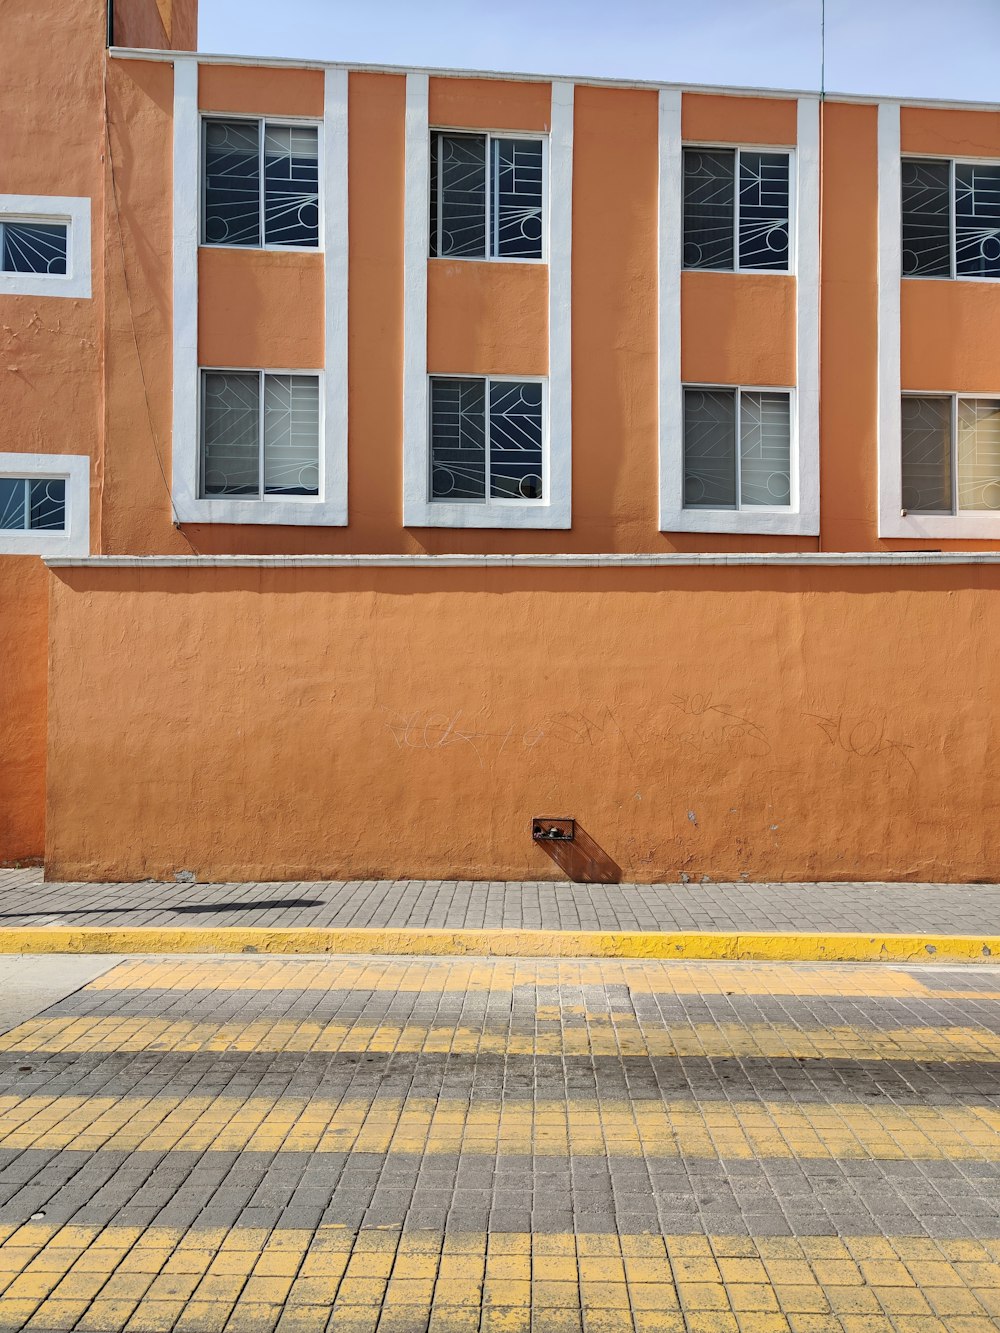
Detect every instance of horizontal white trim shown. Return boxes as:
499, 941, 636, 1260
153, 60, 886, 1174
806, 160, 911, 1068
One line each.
0, 453, 90, 558
0, 195, 91, 300
45, 552, 1000, 569
108, 47, 1000, 115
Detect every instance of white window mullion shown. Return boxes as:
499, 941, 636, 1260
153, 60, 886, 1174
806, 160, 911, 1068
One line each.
733, 149, 741, 272
486, 135, 494, 261
483, 376, 492, 502
436, 134, 444, 257
734, 387, 743, 512
20, 478, 29, 531
950, 158, 957, 280
951, 394, 959, 515
259, 121, 267, 249
258, 370, 267, 500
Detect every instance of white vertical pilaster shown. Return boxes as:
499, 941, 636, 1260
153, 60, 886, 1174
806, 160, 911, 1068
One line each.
795, 95, 821, 535
323, 67, 349, 524
171, 57, 200, 514
657, 88, 683, 531
877, 101, 903, 537
401, 73, 430, 528
545, 80, 574, 530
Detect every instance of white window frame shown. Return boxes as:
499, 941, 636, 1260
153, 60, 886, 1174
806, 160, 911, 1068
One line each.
429, 128, 548, 265
0, 453, 89, 557
678, 382, 797, 522
427, 373, 548, 512
901, 154, 1000, 284
681, 144, 796, 276
185, 366, 332, 525
896, 390, 1000, 530
200, 113, 325, 254
0, 196, 91, 299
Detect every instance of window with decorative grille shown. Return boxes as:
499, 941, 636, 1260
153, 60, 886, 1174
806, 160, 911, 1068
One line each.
683, 386, 792, 510
430, 132, 545, 261
430, 376, 545, 503
683, 147, 791, 272
202, 118, 320, 249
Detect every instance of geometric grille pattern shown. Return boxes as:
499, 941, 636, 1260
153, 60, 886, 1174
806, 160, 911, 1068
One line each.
902, 156, 1000, 279
204, 118, 319, 249
201, 371, 321, 500
0, 477, 66, 531
430, 132, 544, 260
0, 221, 68, 275
684, 388, 791, 509
902, 395, 1000, 513
430, 377, 544, 502
684, 148, 789, 272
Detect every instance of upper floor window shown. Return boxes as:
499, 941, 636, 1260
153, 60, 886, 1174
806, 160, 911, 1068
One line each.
430, 132, 545, 261
202, 119, 320, 250
684, 386, 792, 510
683, 148, 791, 272
201, 370, 320, 500
0, 220, 67, 275
430, 375, 545, 503
902, 395, 1000, 512
0, 477, 66, 531
902, 158, 1000, 279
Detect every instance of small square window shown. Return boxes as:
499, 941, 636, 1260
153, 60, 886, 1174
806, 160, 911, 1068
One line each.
683, 147, 790, 273
201, 370, 321, 500
0, 221, 68, 275
430, 132, 545, 261
0, 477, 66, 531
683, 386, 792, 510
203, 118, 320, 250
430, 376, 544, 503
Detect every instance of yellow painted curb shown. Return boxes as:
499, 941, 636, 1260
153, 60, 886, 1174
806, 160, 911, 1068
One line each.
0, 927, 995, 963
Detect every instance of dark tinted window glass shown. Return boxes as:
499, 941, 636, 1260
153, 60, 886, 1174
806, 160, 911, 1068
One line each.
29, 479, 66, 530
2, 222, 68, 274
204, 119, 261, 247
264, 125, 319, 248
955, 162, 1000, 278
431, 135, 487, 258
202, 371, 261, 497
0, 479, 27, 530
431, 378, 487, 499
901, 397, 952, 512
492, 138, 543, 259
901, 158, 951, 277
489, 381, 543, 499
683, 149, 735, 270
738, 152, 789, 270
684, 388, 737, 507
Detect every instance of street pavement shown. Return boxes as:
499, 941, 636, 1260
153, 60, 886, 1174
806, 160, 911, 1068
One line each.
0, 866, 998, 934
0, 953, 998, 1332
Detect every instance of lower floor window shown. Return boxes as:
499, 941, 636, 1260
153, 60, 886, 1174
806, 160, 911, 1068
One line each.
0, 477, 66, 530
430, 376, 544, 503
0, 220, 68, 275
902, 395, 1000, 513
683, 386, 792, 509
201, 369, 320, 499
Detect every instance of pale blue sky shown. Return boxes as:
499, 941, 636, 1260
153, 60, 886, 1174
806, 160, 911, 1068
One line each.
198, 0, 1000, 103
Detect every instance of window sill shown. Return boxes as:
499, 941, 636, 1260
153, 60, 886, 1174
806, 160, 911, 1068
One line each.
659, 506, 819, 536
428, 254, 547, 266
172, 495, 347, 527
199, 243, 323, 256
403, 496, 570, 530
879, 510, 1000, 539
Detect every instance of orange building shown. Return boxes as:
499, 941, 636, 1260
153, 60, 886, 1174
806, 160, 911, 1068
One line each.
2, 0, 1000, 883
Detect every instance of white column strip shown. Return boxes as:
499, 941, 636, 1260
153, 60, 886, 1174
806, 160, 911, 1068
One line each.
323, 67, 349, 525
546, 80, 574, 530
657, 89, 683, 531
401, 73, 430, 528
171, 58, 200, 517
877, 101, 903, 538
795, 95, 821, 535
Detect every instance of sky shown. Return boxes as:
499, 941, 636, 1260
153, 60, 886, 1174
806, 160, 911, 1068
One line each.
198, 0, 1000, 103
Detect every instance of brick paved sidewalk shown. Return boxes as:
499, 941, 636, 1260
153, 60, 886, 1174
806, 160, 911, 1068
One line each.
0, 865, 998, 935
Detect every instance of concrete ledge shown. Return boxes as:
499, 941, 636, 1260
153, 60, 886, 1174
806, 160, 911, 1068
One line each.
0, 927, 996, 962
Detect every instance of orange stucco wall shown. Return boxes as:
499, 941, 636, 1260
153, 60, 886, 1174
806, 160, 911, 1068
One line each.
902, 281, 1000, 394
681, 272, 796, 386
682, 94, 797, 146
427, 261, 548, 377
199, 65, 325, 119
114, 0, 198, 51
199, 249, 325, 370
46, 564, 1000, 883
428, 78, 551, 132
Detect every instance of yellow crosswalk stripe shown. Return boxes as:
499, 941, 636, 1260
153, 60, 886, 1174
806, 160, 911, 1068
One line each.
0, 1224, 998, 1333
3, 1013, 999, 1063
86, 956, 1000, 999
1, 1091, 998, 1160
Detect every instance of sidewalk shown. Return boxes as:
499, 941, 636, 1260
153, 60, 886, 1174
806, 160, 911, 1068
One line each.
0, 866, 998, 961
